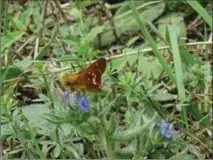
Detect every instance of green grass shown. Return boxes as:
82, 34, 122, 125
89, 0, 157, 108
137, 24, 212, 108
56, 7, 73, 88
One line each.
1, 0, 212, 159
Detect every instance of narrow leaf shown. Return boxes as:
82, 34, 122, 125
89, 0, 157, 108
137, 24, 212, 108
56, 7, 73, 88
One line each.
128, 1, 176, 82
187, 1, 212, 29
1, 31, 24, 51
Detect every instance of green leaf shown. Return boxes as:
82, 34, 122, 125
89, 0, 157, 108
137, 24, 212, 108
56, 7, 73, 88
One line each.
60, 124, 72, 137
87, 116, 100, 130
95, 1, 165, 47
69, 7, 81, 19
187, 103, 210, 127
1, 31, 24, 51
125, 53, 138, 66
22, 104, 55, 135
22, 104, 51, 122
54, 144, 61, 158
129, 1, 176, 82
52, 47, 66, 56
1, 58, 33, 80
11, 17, 26, 31
150, 151, 166, 159
179, 47, 196, 66
113, 113, 158, 141
84, 26, 106, 43
58, 55, 80, 62
64, 145, 81, 159
35, 26, 58, 60
168, 25, 186, 101
33, 10, 41, 27
107, 114, 117, 134
17, 131, 31, 143
14, 58, 33, 71
157, 13, 186, 44
168, 25, 188, 128
187, 1, 212, 29
126, 36, 140, 47
114, 1, 165, 36
173, 153, 195, 160
1, 66, 22, 80
149, 93, 177, 101
80, 122, 94, 134
20, 7, 33, 26
186, 144, 203, 159
74, 143, 84, 155
111, 57, 127, 71
64, 35, 80, 45
114, 152, 132, 159
1, 124, 14, 138
59, 25, 70, 37
75, 0, 93, 9
138, 55, 163, 79
124, 109, 135, 125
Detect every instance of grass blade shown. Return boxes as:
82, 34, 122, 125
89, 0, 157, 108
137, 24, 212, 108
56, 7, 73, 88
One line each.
187, 1, 212, 29
168, 25, 188, 129
128, 1, 176, 82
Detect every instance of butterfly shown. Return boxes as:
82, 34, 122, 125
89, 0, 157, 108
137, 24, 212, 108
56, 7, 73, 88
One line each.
62, 58, 107, 93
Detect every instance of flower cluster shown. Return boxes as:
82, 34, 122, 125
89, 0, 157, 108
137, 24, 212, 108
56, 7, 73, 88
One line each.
157, 122, 180, 139
64, 91, 90, 112
74, 93, 90, 112
64, 91, 70, 106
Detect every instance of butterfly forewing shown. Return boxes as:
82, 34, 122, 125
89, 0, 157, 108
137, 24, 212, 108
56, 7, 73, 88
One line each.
76, 58, 107, 91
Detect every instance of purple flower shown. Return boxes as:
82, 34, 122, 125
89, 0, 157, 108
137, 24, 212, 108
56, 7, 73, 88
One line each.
74, 93, 90, 112
157, 122, 180, 139
64, 91, 70, 106
74, 93, 81, 104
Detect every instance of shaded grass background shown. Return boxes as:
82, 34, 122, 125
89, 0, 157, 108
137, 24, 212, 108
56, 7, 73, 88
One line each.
1, 0, 212, 159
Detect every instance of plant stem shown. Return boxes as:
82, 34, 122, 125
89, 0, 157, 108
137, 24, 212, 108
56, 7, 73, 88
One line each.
100, 118, 115, 158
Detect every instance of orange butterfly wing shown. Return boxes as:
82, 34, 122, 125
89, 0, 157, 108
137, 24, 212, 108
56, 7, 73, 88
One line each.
62, 58, 107, 92
76, 58, 107, 91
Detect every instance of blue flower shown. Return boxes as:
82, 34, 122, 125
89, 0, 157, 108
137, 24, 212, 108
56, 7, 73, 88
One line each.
157, 122, 180, 139
64, 91, 70, 106
74, 92, 81, 104
74, 93, 90, 112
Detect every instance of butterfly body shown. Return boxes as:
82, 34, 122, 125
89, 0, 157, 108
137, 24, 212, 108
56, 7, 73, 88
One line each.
62, 58, 107, 93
